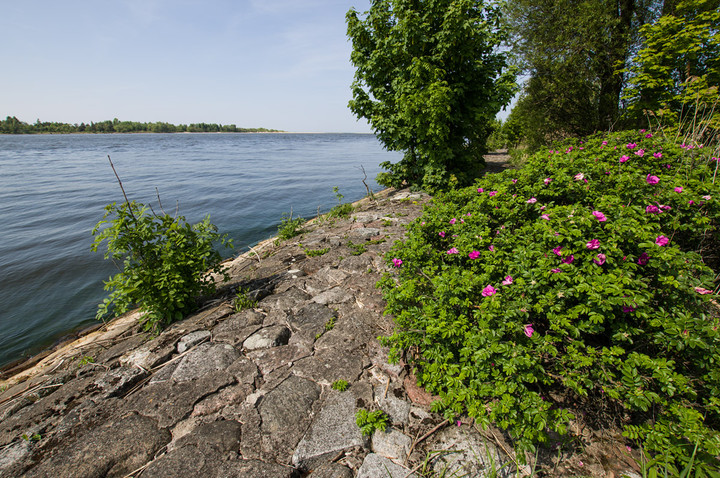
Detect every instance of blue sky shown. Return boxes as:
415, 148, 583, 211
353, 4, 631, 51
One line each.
2, 0, 375, 132
2, 1, 513, 133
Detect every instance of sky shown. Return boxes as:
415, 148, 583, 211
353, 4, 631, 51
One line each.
1, 0, 377, 133
2, 1, 514, 133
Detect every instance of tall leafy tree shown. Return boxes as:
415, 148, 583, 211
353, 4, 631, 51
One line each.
623, 0, 720, 132
346, 0, 516, 192
506, 0, 656, 148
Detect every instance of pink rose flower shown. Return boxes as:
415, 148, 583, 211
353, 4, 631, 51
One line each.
540, 214, 550, 221
594, 253, 606, 265
477, 188, 484, 193
447, 247, 459, 254
592, 211, 607, 222
489, 245, 495, 252
655, 235, 669, 246
653, 152, 662, 158
586, 239, 600, 249
623, 305, 635, 313
637, 252, 649, 265
544, 178, 552, 185
468, 250, 480, 260
646, 205, 661, 214
562, 254, 575, 264
626, 143, 637, 149
501, 275, 513, 285
523, 324, 534, 338
439, 231, 446, 238
392, 258, 403, 267
635, 149, 645, 156
449, 218, 456, 225
674, 187, 683, 193
527, 197, 537, 204
619, 155, 629, 163
695, 287, 713, 294
552, 246, 563, 256
481, 285, 497, 297
646, 174, 660, 184
488, 191, 498, 197
551, 268, 561, 273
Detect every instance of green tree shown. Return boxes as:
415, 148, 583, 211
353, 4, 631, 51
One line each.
623, 0, 720, 133
346, 0, 516, 192
505, 0, 656, 148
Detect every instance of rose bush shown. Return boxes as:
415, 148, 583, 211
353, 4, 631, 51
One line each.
379, 130, 720, 470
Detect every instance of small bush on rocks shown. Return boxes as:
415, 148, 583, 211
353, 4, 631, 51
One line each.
92, 201, 231, 332
379, 130, 720, 470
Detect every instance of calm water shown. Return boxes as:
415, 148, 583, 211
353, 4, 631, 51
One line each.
0, 133, 400, 368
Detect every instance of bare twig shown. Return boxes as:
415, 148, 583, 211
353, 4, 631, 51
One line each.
405, 419, 450, 464
107, 155, 137, 220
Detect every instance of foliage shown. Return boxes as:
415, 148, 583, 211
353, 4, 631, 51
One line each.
331, 379, 349, 392
233, 288, 257, 312
328, 186, 354, 219
346, 240, 367, 256
355, 408, 389, 436
346, 0, 516, 192
92, 201, 231, 333
0, 115, 280, 134
623, 0, 720, 135
505, 0, 656, 149
77, 356, 95, 366
304, 247, 330, 257
277, 212, 305, 241
379, 129, 720, 470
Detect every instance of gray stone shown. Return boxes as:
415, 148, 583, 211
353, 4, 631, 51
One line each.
141, 421, 250, 478
372, 428, 412, 462
243, 325, 292, 351
171, 342, 240, 382
357, 453, 417, 478
212, 310, 264, 345
314, 266, 349, 286
293, 347, 366, 386
192, 382, 254, 417
308, 462, 354, 477
119, 341, 175, 371
129, 371, 235, 428
177, 330, 211, 353
246, 344, 310, 376
312, 287, 353, 305
256, 375, 321, 461
338, 255, 373, 274
426, 425, 511, 478
92, 365, 147, 399
288, 302, 336, 347
292, 391, 366, 467
258, 287, 311, 313
25, 412, 170, 478
349, 227, 381, 238
375, 386, 411, 426
288, 269, 306, 278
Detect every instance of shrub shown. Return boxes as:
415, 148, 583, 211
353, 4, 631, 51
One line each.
379, 129, 720, 470
92, 201, 231, 332
277, 212, 304, 240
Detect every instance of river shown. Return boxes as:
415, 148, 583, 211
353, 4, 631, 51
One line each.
0, 133, 401, 368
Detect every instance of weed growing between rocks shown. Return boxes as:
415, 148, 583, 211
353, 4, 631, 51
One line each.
355, 409, 389, 436
277, 211, 305, 241
379, 130, 720, 472
233, 288, 257, 312
328, 186, 355, 219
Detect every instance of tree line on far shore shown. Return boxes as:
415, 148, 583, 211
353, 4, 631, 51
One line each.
0, 116, 281, 134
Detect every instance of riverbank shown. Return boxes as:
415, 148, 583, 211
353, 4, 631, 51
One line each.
0, 154, 642, 477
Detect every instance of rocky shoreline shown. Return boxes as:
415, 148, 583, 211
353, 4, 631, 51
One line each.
0, 155, 641, 477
